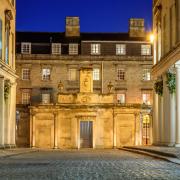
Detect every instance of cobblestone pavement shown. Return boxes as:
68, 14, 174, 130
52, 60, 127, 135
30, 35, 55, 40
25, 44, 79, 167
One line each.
0, 149, 180, 180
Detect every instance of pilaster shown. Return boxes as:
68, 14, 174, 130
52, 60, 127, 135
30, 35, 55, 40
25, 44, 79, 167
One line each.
30, 112, 36, 148
0, 77, 5, 147
53, 112, 58, 149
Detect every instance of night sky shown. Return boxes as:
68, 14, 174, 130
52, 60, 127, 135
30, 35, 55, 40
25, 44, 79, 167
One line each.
16, 0, 152, 33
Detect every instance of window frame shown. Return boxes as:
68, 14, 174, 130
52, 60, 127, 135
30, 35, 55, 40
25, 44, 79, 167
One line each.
141, 44, 151, 56
41, 93, 51, 104
117, 68, 125, 81
68, 68, 77, 81
21, 42, 31, 54
69, 43, 78, 55
51, 43, 61, 55
117, 93, 126, 104
91, 44, 101, 55
22, 68, 30, 80
93, 68, 100, 81
42, 68, 51, 81
116, 44, 126, 55
142, 69, 151, 81
142, 93, 151, 105
22, 91, 30, 105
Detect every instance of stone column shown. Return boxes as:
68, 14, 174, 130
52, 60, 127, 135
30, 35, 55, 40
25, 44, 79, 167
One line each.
162, 74, 170, 145
53, 112, 58, 149
152, 92, 159, 145
9, 82, 17, 147
169, 93, 176, 146
175, 62, 180, 147
0, 77, 5, 147
158, 95, 163, 145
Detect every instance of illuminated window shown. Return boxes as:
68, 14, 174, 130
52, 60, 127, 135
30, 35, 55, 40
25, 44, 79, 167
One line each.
22, 69, 30, 80
22, 91, 30, 104
91, 44, 101, 55
5, 25, 10, 64
42, 68, 51, 80
69, 44, 78, 55
42, 94, 50, 104
141, 45, 151, 55
52, 43, 61, 55
143, 69, 151, 81
0, 19, 2, 60
117, 94, 125, 103
21, 42, 31, 54
116, 44, 126, 55
117, 69, 125, 80
93, 68, 100, 81
142, 93, 151, 105
69, 68, 77, 81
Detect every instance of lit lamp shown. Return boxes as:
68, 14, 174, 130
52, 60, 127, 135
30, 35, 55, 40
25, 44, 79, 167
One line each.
150, 33, 155, 43
58, 81, 64, 93
107, 81, 113, 94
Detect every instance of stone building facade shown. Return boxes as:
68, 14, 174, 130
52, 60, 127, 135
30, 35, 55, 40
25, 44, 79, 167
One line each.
0, 0, 17, 148
16, 17, 153, 148
152, 0, 180, 147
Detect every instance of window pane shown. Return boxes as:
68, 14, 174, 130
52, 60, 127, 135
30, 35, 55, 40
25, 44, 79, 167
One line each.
117, 94, 125, 103
5, 26, 10, 64
21, 43, 31, 54
93, 68, 100, 80
142, 93, 151, 105
42, 94, 50, 104
141, 45, 151, 55
69, 69, 77, 81
42, 68, 51, 80
91, 44, 100, 55
22, 91, 30, 104
52, 43, 61, 54
117, 69, 125, 80
22, 69, 30, 80
143, 69, 151, 81
116, 44, 126, 55
69, 44, 78, 55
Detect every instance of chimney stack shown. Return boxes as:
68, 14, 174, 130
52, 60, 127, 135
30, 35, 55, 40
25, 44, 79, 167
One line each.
129, 18, 145, 38
65, 16, 80, 37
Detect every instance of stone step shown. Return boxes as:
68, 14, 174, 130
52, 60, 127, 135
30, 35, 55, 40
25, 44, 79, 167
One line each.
120, 147, 180, 165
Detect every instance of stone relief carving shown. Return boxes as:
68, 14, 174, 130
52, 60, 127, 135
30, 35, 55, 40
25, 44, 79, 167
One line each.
80, 96, 91, 103
80, 68, 93, 93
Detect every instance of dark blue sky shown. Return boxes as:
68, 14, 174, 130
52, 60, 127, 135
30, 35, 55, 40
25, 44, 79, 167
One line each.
16, 0, 152, 33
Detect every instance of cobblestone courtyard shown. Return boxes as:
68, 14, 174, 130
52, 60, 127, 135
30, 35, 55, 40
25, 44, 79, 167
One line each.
0, 150, 180, 180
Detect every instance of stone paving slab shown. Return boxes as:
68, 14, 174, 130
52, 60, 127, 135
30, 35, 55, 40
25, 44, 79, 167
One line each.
124, 146, 180, 159
0, 148, 38, 158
